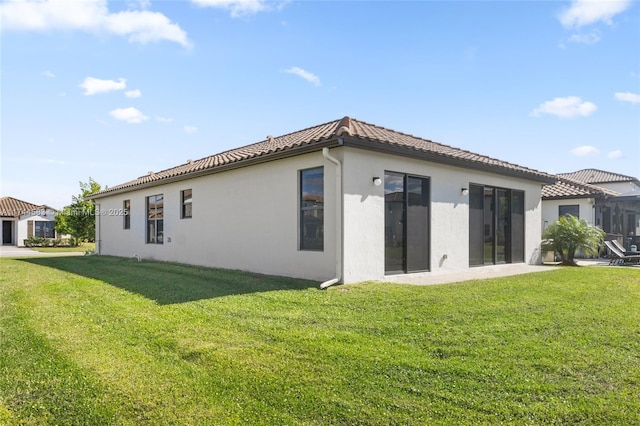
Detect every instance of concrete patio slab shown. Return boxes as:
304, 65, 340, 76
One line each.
380, 263, 559, 286
0, 246, 85, 258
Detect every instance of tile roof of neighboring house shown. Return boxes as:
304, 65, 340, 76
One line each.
91, 116, 555, 198
541, 176, 619, 200
558, 168, 639, 185
0, 196, 56, 218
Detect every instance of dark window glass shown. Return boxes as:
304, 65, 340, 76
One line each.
34, 221, 55, 238
469, 185, 525, 266
146, 194, 164, 244
181, 189, 192, 219
496, 189, 510, 264
385, 172, 430, 274
300, 168, 324, 250
511, 190, 525, 263
385, 172, 405, 273
484, 187, 495, 265
123, 200, 130, 229
559, 205, 579, 218
406, 176, 430, 272
469, 184, 484, 266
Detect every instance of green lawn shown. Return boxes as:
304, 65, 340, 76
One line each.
29, 242, 96, 253
1, 257, 639, 425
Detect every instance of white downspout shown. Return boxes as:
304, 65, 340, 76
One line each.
319, 147, 342, 289
95, 203, 101, 254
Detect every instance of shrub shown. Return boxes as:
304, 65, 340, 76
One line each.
542, 215, 605, 266
23, 237, 47, 247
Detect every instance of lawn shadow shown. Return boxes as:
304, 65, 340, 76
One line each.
19, 256, 320, 305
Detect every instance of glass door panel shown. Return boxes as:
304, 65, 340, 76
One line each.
469, 184, 484, 266
483, 187, 495, 264
511, 190, 524, 263
406, 176, 430, 272
496, 189, 509, 263
385, 172, 405, 274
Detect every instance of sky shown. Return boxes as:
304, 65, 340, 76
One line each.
1, 0, 639, 209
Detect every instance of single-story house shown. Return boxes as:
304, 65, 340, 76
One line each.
0, 196, 58, 246
88, 116, 555, 285
542, 169, 640, 247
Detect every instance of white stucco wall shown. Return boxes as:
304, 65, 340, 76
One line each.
95, 152, 337, 282
94, 146, 546, 284
541, 198, 595, 232
340, 148, 545, 283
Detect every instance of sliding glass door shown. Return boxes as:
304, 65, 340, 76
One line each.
469, 184, 524, 266
385, 172, 430, 274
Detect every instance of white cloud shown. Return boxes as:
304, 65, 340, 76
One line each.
184, 125, 198, 134
109, 107, 149, 124
126, 0, 151, 10
125, 89, 142, 98
530, 96, 597, 118
41, 70, 55, 78
191, 0, 268, 17
284, 67, 321, 86
571, 145, 600, 157
567, 30, 601, 44
615, 91, 640, 104
0, 0, 190, 47
559, 0, 632, 28
104, 10, 191, 47
607, 150, 622, 159
79, 77, 126, 95
155, 116, 173, 123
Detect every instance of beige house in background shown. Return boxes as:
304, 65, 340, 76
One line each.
88, 117, 555, 285
0, 197, 58, 246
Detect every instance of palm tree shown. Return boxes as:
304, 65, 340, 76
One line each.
542, 215, 605, 266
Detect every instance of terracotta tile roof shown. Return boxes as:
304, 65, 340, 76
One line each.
0, 196, 56, 218
542, 176, 618, 200
558, 168, 639, 185
91, 116, 555, 198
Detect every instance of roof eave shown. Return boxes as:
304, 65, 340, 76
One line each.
342, 136, 556, 184
611, 193, 640, 201
88, 138, 344, 200
541, 194, 602, 200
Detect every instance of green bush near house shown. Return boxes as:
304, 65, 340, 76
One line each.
27, 242, 95, 253
542, 214, 606, 266
0, 257, 638, 425
23, 237, 76, 248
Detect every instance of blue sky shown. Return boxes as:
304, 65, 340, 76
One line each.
1, 0, 639, 208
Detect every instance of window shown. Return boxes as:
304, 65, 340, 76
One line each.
469, 184, 524, 266
384, 172, 430, 274
123, 200, 130, 229
181, 189, 192, 219
559, 205, 579, 218
300, 167, 324, 250
34, 221, 55, 238
146, 194, 164, 244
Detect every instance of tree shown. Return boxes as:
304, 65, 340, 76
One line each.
55, 178, 102, 246
542, 214, 605, 266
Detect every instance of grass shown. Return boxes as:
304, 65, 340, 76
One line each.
1, 256, 639, 425
29, 242, 96, 253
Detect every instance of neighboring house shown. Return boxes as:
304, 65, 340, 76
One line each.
0, 197, 58, 246
88, 116, 555, 284
559, 169, 640, 195
542, 168, 640, 246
